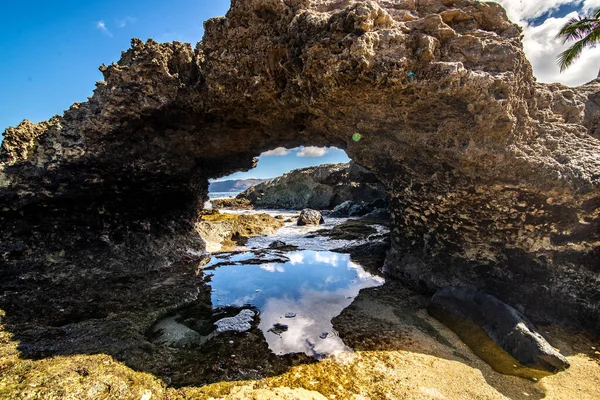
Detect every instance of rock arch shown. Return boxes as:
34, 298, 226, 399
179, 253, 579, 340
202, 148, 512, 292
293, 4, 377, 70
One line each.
1, 0, 599, 333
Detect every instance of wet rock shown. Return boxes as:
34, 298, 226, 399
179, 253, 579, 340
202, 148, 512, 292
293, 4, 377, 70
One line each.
268, 323, 289, 336
284, 312, 296, 318
297, 209, 324, 226
330, 201, 354, 217
428, 286, 570, 379
348, 202, 369, 217
149, 314, 215, 348
314, 219, 378, 241
333, 237, 390, 277
211, 198, 252, 210
331, 199, 389, 218
362, 208, 390, 221
269, 240, 287, 249
368, 198, 388, 210
214, 309, 256, 333
268, 240, 298, 252
330, 200, 372, 217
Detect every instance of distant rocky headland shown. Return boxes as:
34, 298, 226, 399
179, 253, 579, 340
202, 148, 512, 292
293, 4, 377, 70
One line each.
209, 178, 269, 193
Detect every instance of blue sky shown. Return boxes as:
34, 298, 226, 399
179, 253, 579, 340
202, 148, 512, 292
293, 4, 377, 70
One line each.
0, 0, 229, 129
2, 0, 599, 180
214, 147, 351, 181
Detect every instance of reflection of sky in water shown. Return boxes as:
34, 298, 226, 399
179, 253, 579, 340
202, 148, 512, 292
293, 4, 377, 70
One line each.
208, 250, 384, 358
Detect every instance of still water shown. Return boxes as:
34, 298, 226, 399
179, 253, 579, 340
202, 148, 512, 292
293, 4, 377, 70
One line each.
205, 250, 384, 359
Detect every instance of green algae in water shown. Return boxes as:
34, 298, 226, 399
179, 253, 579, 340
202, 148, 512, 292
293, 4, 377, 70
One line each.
206, 250, 384, 359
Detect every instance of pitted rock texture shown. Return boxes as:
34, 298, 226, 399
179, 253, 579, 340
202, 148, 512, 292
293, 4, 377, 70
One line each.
0, 0, 599, 338
195, 211, 285, 252
297, 209, 325, 225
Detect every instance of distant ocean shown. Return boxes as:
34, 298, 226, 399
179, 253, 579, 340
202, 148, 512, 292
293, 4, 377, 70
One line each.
209, 191, 240, 200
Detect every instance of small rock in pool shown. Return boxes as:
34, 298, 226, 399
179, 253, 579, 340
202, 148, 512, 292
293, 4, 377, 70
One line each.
269, 240, 287, 249
255, 289, 261, 292
285, 312, 296, 318
215, 309, 255, 333
268, 323, 289, 335
319, 332, 329, 339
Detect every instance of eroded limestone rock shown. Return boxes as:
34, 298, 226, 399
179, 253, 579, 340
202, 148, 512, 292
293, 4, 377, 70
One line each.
0, 0, 598, 337
195, 211, 284, 252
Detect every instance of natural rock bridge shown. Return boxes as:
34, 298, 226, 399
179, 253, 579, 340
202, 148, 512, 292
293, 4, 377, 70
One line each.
1, 0, 599, 345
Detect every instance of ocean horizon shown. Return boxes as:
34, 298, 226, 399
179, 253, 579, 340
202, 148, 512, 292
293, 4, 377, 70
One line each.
208, 191, 240, 200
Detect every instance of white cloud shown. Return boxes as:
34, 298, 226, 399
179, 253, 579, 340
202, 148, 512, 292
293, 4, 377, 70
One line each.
116, 16, 136, 28
314, 252, 340, 267
489, 1, 600, 86
260, 147, 290, 156
288, 253, 304, 265
260, 263, 285, 273
583, 0, 600, 13
296, 146, 328, 157
491, 0, 575, 22
96, 20, 112, 37
523, 12, 600, 86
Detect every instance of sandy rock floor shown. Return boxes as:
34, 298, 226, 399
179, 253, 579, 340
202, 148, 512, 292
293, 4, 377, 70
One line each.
2, 281, 598, 400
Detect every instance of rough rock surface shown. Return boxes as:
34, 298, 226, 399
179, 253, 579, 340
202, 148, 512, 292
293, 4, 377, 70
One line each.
330, 198, 388, 217
428, 286, 570, 378
297, 209, 325, 225
215, 309, 256, 333
0, 1, 599, 380
195, 211, 284, 252
238, 162, 386, 209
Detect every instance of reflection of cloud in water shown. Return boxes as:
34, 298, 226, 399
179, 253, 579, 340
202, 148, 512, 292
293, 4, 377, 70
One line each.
208, 249, 384, 357
314, 252, 340, 267
259, 277, 382, 358
260, 263, 285, 273
288, 253, 304, 265
259, 294, 350, 358
324, 275, 341, 285
347, 260, 385, 283
216, 293, 258, 307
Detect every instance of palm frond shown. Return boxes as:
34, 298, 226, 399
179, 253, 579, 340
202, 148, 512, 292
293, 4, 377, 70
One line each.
556, 17, 595, 42
557, 25, 600, 71
557, 8, 600, 72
